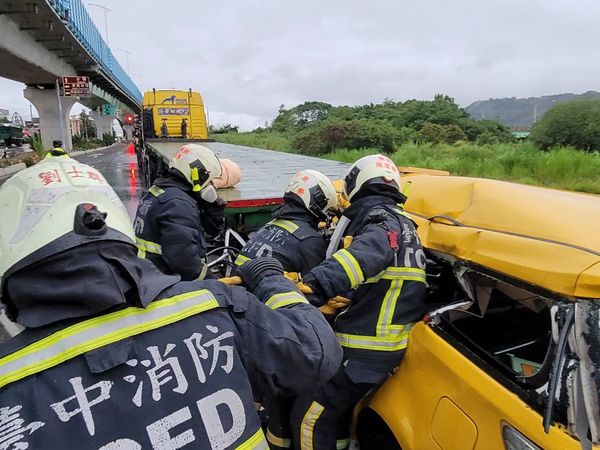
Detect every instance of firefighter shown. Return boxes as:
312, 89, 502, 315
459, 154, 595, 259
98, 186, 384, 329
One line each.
181, 118, 188, 139
43, 139, 68, 159
0, 158, 342, 449
290, 154, 428, 449
134, 144, 226, 280
234, 169, 337, 449
235, 169, 338, 275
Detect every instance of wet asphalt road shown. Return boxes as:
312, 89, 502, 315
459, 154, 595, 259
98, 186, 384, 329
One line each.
0, 144, 145, 219
75, 143, 144, 218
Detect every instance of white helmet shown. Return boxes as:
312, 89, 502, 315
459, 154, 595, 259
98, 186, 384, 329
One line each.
284, 169, 338, 218
0, 158, 134, 283
169, 144, 222, 192
344, 154, 401, 201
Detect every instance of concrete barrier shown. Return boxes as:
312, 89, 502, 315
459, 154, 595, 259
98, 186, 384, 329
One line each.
0, 163, 26, 178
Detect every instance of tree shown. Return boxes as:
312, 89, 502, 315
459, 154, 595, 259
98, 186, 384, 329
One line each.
292, 118, 399, 156
418, 123, 446, 145
209, 124, 239, 134
443, 124, 467, 144
271, 101, 332, 132
530, 99, 600, 151
80, 111, 96, 139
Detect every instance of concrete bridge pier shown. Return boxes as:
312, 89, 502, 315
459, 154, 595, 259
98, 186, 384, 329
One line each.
122, 124, 134, 140
90, 110, 116, 139
24, 86, 78, 151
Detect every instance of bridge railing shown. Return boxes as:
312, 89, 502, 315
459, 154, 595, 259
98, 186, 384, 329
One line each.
47, 0, 142, 106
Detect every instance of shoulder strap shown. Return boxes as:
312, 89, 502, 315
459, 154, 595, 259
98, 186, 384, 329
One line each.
0, 289, 219, 389
268, 219, 299, 234
268, 219, 318, 240
148, 185, 165, 197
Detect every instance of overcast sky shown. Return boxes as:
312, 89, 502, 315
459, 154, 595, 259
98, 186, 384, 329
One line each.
1, 0, 598, 130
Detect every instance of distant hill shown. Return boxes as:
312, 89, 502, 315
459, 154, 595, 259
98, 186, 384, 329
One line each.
465, 91, 600, 127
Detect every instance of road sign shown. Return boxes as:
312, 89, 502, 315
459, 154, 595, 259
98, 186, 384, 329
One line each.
62, 76, 91, 97
100, 104, 117, 116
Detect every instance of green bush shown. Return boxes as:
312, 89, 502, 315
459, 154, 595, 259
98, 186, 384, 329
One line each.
72, 135, 106, 151
322, 142, 600, 194
292, 119, 399, 155
101, 132, 115, 147
209, 124, 239, 134
531, 99, 600, 151
27, 134, 44, 156
22, 157, 35, 167
212, 132, 292, 152
418, 122, 468, 145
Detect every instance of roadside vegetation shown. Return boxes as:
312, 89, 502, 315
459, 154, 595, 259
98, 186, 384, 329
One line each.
211, 96, 600, 194
213, 130, 292, 152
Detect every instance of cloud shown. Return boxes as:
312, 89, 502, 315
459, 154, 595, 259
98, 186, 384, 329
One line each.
1, 0, 599, 130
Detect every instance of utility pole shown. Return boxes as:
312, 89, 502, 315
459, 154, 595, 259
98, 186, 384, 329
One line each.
133, 72, 143, 88
55, 79, 66, 148
88, 3, 111, 45
116, 48, 131, 73
533, 103, 538, 123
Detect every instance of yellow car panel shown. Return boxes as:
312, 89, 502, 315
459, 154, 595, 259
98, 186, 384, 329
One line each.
403, 175, 600, 299
341, 171, 600, 448
367, 323, 590, 449
430, 397, 478, 450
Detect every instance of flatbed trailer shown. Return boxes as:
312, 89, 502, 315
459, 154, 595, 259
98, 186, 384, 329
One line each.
139, 139, 349, 234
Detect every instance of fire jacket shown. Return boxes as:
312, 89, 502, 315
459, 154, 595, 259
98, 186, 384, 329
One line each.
306, 194, 427, 383
0, 268, 342, 449
134, 174, 208, 280
235, 202, 327, 275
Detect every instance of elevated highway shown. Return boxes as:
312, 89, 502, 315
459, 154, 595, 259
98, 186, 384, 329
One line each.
0, 0, 142, 149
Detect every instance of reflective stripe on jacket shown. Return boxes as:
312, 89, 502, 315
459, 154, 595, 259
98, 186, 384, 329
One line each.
0, 276, 341, 449
134, 176, 207, 280
309, 195, 427, 379
236, 205, 327, 275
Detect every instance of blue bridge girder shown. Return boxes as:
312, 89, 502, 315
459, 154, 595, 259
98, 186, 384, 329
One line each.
0, 0, 141, 112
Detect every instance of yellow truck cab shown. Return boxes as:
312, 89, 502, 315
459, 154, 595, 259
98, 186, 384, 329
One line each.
141, 89, 208, 139
355, 174, 600, 450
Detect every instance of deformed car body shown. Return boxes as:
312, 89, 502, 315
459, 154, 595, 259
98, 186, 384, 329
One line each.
355, 174, 600, 450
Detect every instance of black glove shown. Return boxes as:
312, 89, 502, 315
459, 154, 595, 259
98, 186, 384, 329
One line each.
237, 257, 284, 292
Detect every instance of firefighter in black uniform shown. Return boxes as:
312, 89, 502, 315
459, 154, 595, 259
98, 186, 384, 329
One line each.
134, 144, 226, 280
235, 169, 338, 275
290, 154, 428, 449
0, 158, 342, 450
235, 169, 338, 449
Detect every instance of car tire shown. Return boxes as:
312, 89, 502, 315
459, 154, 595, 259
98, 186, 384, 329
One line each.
357, 409, 402, 450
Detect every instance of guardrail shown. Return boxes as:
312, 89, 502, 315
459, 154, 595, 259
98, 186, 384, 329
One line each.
47, 0, 142, 105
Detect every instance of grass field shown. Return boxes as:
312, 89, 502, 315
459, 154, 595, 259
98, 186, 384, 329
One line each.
212, 133, 600, 194
212, 132, 293, 152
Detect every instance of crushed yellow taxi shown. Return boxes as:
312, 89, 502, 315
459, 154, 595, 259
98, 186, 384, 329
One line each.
354, 174, 600, 450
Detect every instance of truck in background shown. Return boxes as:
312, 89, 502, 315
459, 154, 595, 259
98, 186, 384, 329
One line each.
141, 88, 209, 140
136, 88, 214, 188
0, 124, 24, 148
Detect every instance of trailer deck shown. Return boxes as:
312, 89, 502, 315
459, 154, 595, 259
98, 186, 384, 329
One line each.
145, 141, 350, 203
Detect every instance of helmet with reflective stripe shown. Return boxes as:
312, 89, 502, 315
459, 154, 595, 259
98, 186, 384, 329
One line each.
168, 144, 222, 192
284, 169, 338, 218
343, 154, 400, 201
0, 157, 135, 282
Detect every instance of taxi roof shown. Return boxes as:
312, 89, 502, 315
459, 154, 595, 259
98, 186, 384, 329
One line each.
402, 175, 600, 300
